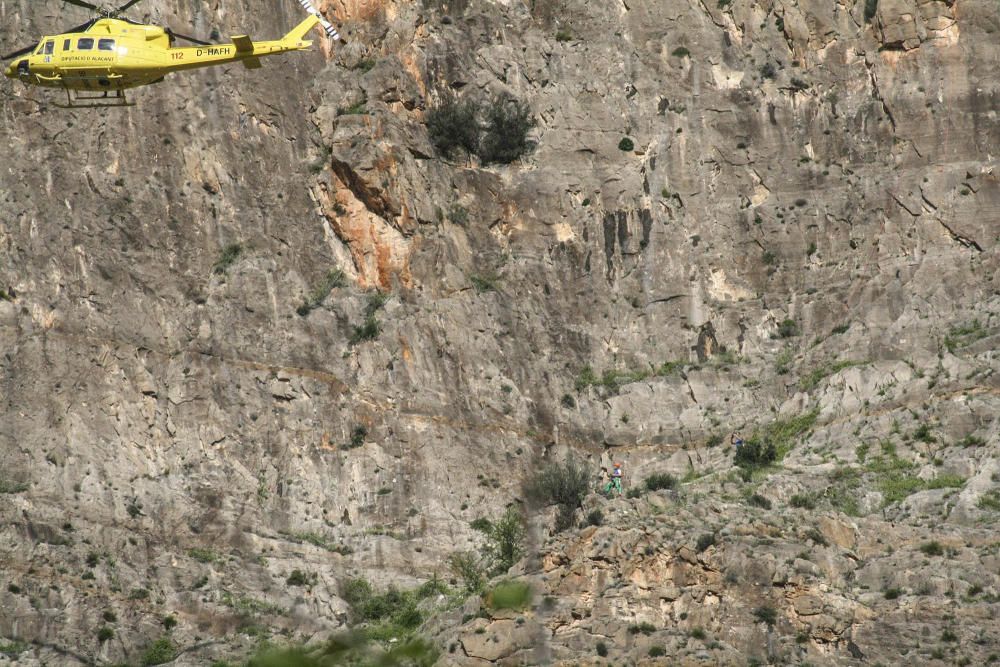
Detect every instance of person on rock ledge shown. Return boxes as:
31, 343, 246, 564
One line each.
603, 462, 625, 497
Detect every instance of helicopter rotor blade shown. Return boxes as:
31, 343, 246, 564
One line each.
1, 44, 38, 61
165, 29, 214, 46
110, 0, 144, 17
61, 0, 103, 12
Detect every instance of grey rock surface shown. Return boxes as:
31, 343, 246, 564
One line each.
1, 0, 999, 663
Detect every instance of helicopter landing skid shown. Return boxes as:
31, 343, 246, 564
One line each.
53, 88, 133, 109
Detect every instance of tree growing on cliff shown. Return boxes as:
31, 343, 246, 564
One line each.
427, 97, 479, 159
479, 94, 536, 164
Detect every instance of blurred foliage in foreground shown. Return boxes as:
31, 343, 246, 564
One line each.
247, 632, 438, 667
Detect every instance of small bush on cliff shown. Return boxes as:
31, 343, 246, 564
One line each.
479, 95, 536, 164
525, 457, 590, 531
141, 637, 176, 666
484, 506, 525, 575
644, 473, 676, 492
427, 97, 480, 159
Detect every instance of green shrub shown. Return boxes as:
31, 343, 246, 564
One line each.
188, 547, 217, 563
789, 494, 815, 509
628, 622, 656, 635
671, 47, 690, 57
618, 137, 635, 151
884, 587, 902, 599
297, 268, 348, 316
247, 632, 437, 666
486, 580, 532, 610
141, 637, 176, 666
585, 509, 604, 527
350, 315, 381, 344
560, 393, 576, 409
287, 569, 313, 586
469, 517, 492, 532
919, 541, 944, 556
448, 552, 485, 593
649, 646, 666, 657
748, 493, 772, 509
735, 440, 777, 469
97, 626, 114, 642
753, 606, 777, 627
555, 28, 572, 41
696, 533, 716, 552
690, 627, 706, 640
427, 98, 480, 158
479, 95, 536, 164
776, 318, 799, 338
644, 473, 676, 492
213, 243, 243, 274
978, 490, 1000, 511
484, 506, 525, 575
470, 273, 499, 293
525, 458, 590, 531
596, 640, 608, 656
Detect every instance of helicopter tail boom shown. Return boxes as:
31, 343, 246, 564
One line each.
282, 14, 320, 45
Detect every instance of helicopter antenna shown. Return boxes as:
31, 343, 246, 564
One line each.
297, 0, 342, 41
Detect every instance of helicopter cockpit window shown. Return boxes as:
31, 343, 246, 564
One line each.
98, 39, 115, 51
78, 38, 94, 50
43, 41, 55, 55
64, 39, 71, 51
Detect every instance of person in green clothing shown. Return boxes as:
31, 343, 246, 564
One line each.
603, 462, 624, 496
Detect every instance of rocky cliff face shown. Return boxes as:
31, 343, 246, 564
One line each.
1, 0, 999, 664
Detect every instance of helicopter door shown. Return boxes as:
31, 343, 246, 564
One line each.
41, 40, 55, 64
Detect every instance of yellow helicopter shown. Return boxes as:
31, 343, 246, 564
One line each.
2, 0, 341, 107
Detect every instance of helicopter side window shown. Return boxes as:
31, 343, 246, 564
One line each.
98, 39, 116, 51
64, 39, 71, 51
43, 41, 55, 55
78, 38, 94, 51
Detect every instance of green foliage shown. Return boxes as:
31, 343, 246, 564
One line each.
247, 631, 438, 667
574, 362, 681, 395
427, 98, 480, 158
560, 393, 576, 409
748, 493, 772, 509
734, 412, 817, 474
340, 578, 441, 640
486, 580, 532, 610
596, 640, 608, 656
628, 622, 656, 635
644, 473, 676, 492
470, 273, 499, 293
346, 425, 368, 449
978, 490, 1000, 511
649, 646, 666, 657
0, 642, 27, 657
483, 506, 525, 575
287, 569, 315, 586
352, 58, 376, 72
469, 517, 492, 532
448, 551, 485, 593
789, 494, 816, 509
0, 478, 28, 494
221, 592, 285, 616
297, 269, 347, 316
188, 547, 217, 564
618, 137, 635, 151
884, 587, 902, 600
919, 541, 944, 556
141, 637, 176, 666
525, 458, 590, 531
734, 439, 777, 469
671, 46, 690, 57
690, 627, 707, 640
695, 533, 716, 553
97, 626, 114, 642
288, 531, 353, 555
337, 100, 368, 116
774, 348, 793, 375
350, 292, 388, 344
213, 243, 243, 274
585, 509, 604, 527
911, 423, 935, 443
944, 320, 987, 352
479, 95, 536, 164
555, 28, 572, 41
760, 62, 777, 79
775, 318, 799, 338
753, 606, 777, 627
801, 360, 868, 390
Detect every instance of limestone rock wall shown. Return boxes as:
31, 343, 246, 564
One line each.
1, 0, 998, 663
